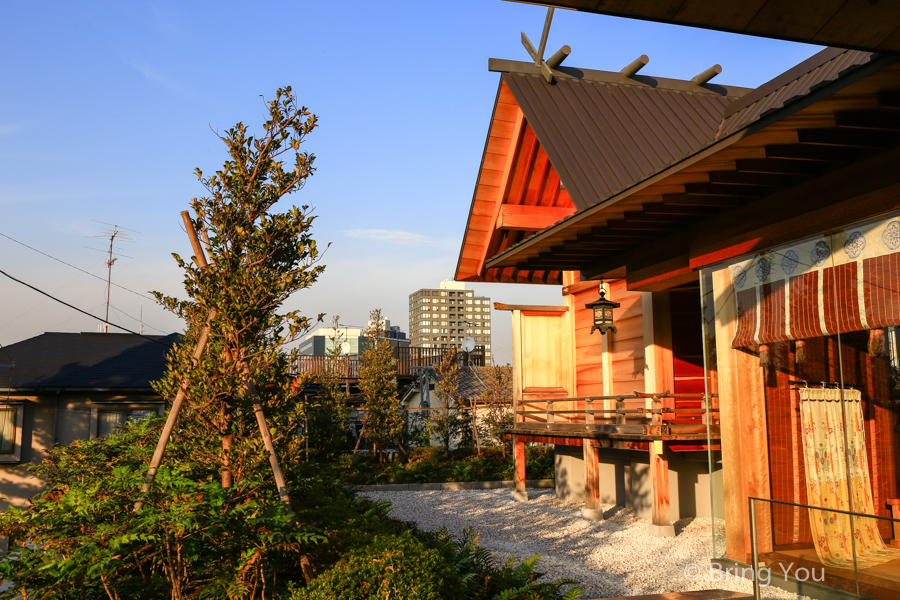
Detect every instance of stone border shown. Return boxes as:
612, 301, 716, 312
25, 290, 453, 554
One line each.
349, 479, 555, 492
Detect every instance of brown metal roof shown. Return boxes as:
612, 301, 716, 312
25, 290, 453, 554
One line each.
504, 71, 745, 211
719, 49, 875, 137
507, 1, 900, 54
480, 49, 900, 287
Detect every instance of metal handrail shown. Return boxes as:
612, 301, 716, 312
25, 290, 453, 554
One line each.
748, 495, 900, 523
747, 496, 900, 600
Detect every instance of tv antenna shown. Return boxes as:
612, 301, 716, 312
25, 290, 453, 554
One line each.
85, 220, 139, 333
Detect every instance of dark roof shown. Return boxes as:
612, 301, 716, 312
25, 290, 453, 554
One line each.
427, 366, 493, 400
0, 332, 180, 391
503, 70, 745, 211
510, 1, 900, 54
719, 48, 875, 137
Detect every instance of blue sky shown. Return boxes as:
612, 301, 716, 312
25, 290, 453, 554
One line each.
0, 1, 822, 365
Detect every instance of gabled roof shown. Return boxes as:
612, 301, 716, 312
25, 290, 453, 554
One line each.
1, 332, 179, 391
505, 69, 744, 211
469, 48, 900, 288
454, 60, 748, 285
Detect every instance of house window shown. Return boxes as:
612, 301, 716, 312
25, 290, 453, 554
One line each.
0, 407, 16, 453
97, 408, 157, 439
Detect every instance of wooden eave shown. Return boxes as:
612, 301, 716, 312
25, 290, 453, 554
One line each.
454, 64, 747, 285
510, 1, 900, 54
486, 52, 900, 291
454, 79, 577, 286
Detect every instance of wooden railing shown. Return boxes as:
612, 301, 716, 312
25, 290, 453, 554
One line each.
292, 346, 485, 379
515, 392, 720, 438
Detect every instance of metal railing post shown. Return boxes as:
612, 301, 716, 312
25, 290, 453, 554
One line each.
749, 497, 761, 600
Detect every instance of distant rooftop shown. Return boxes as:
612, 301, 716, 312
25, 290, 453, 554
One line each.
1, 332, 180, 391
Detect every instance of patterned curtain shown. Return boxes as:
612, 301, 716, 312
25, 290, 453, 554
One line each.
729, 213, 900, 348
799, 388, 900, 568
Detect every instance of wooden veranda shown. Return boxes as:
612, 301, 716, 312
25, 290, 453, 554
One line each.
505, 391, 719, 534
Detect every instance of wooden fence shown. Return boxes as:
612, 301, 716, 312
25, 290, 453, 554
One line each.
292, 346, 486, 379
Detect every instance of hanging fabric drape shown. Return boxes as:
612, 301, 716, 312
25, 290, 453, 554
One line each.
729, 213, 900, 349
0, 407, 14, 452
799, 388, 900, 568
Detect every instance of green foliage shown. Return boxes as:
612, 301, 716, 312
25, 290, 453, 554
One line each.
358, 309, 402, 459
400, 410, 431, 449
305, 317, 352, 461
480, 364, 514, 457
436, 527, 581, 600
332, 446, 555, 485
428, 349, 468, 456
0, 418, 324, 600
293, 525, 580, 600
152, 85, 324, 488
295, 532, 457, 600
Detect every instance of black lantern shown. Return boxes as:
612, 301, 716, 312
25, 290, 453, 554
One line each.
585, 286, 619, 335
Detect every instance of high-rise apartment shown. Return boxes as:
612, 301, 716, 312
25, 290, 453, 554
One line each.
408, 280, 491, 362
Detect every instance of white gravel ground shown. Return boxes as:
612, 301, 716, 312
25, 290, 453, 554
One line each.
362, 488, 813, 600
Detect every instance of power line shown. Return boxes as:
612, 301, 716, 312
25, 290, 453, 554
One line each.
108, 303, 168, 334
0, 267, 173, 347
0, 230, 156, 301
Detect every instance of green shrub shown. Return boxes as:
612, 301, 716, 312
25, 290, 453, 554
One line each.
296, 532, 458, 600
0, 417, 323, 600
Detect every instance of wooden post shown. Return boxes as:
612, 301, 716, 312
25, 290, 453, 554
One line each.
585, 398, 594, 426
650, 396, 662, 435
546, 398, 554, 424
512, 435, 528, 502
888, 499, 900, 547
615, 398, 626, 430
582, 438, 604, 520
712, 267, 772, 562
649, 442, 675, 537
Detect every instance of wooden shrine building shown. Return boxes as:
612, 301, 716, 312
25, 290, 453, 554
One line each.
456, 46, 900, 598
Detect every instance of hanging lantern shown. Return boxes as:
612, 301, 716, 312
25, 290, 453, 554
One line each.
586, 286, 620, 335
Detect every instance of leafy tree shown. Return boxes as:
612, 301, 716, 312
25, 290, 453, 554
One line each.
153, 85, 325, 495
357, 309, 402, 462
480, 364, 514, 458
428, 349, 467, 457
306, 316, 351, 461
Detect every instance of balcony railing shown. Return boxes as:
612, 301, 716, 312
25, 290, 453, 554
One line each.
292, 346, 486, 379
514, 392, 719, 438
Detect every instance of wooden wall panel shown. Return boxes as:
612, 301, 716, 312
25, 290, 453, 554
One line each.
572, 279, 603, 398
570, 278, 646, 398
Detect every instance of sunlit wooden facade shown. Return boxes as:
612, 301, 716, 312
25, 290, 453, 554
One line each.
456, 48, 900, 598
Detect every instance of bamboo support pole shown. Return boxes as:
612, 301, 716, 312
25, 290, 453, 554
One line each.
185, 214, 295, 514
136, 210, 295, 515
134, 210, 215, 513
134, 321, 211, 512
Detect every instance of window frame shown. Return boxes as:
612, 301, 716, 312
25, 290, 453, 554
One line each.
90, 402, 164, 440
0, 401, 25, 463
